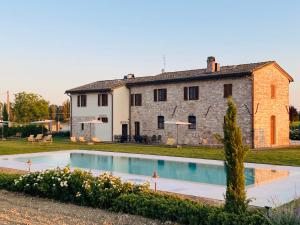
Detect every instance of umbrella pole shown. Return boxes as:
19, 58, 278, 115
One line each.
90, 123, 92, 141
176, 124, 179, 147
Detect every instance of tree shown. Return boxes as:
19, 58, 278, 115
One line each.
289, 106, 299, 122
2, 103, 9, 137
49, 105, 57, 121
61, 100, 70, 122
13, 92, 49, 123
215, 97, 248, 213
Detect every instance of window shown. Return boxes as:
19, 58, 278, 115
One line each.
98, 94, 108, 106
77, 95, 87, 107
184, 86, 199, 100
131, 94, 142, 106
271, 85, 276, 99
157, 116, 165, 129
81, 123, 84, 131
135, 94, 142, 106
224, 84, 232, 98
188, 116, 196, 129
101, 117, 108, 123
154, 89, 167, 102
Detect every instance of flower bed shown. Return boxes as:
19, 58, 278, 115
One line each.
0, 167, 268, 225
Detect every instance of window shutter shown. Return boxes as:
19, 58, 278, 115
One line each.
154, 89, 157, 102
130, 94, 134, 106
184, 87, 188, 100
102, 94, 108, 106
77, 96, 81, 107
195, 87, 199, 100
98, 94, 101, 106
224, 84, 232, 98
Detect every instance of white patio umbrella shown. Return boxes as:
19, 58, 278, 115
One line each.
164, 120, 191, 146
79, 119, 103, 141
31, 120, 54, 134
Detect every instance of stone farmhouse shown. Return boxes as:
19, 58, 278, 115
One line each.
65, 57, 293, 148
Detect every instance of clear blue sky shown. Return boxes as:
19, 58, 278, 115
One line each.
0, 0, 299, 109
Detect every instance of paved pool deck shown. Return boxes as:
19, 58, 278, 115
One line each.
0, 150, 299, 208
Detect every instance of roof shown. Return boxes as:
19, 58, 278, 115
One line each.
66, 79, 126, 93
126, 61, 275, 86
66, 60, 293, 93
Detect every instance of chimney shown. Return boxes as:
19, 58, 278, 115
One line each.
207, 56, 215, 73
206, 56, 220, 73
124, 74, 135, 79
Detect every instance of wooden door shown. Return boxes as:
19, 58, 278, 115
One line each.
271, 116, 276, 145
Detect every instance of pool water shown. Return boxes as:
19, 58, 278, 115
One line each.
13, 152, 255, 186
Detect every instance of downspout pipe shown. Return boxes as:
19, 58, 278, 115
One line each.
108, 91, 114, 142
66, 93, 72, 137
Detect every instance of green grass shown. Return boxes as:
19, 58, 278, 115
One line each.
0, 138, 300, 166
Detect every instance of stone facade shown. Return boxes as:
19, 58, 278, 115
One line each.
130, 77, 253, 146
253, 64, 290, 148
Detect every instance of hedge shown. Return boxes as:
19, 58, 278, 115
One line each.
0, 168, 268, 225
6, 125, 48, 138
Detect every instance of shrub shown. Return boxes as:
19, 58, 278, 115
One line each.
0, 167, 268, 225
0, 173, 20, 189
7, 125, 48, 138
113, 193, 268, 225
290, 127, 300, 140
265, 201, 300, 225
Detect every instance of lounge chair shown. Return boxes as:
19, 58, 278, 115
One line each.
43, 135, 52, 143
27, 135, 35, 143
79, 136, 87, 143
70, 136, 77, 143
92, 137, 101, 144
35, 134, 44, 142
166, 138, 176, 146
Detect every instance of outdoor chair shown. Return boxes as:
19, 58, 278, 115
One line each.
70, 136, 77, 143
16, 132, 22, 139
27, 135, 35, 143
92, 137, 101, 144
166, 138, 176, 146
35, 134, 44, 142
43, 135, 53, 143
79, 136, 87, 143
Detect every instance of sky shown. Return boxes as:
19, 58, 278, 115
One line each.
0, 0, 299, 109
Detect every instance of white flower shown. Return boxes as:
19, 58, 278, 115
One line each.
53, 184, 56, 187
76, 192, 81, 198
60, 181, 68, 187
25, 184, 29, 187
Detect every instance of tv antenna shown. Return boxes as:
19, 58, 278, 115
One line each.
161, 55, 166, 73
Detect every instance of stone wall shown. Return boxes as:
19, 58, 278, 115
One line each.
253, 63, 290, 148
130, 77, 253, 146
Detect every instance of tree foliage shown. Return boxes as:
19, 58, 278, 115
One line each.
49, 105, 57, 121
61, 99, 70, 122
289, 106, 299, 122
13, 92, 49, 123
215, 97, 248, 213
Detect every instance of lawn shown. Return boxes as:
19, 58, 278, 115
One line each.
0, 138, 300, 166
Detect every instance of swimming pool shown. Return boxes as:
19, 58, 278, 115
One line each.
13, 152, 255, 186
1, 150, 299, 207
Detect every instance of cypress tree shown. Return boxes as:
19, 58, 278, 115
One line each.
216, 97, 248, 213
2, 103, 9, 137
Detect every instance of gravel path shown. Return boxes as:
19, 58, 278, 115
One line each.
0, 190, 175, 225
